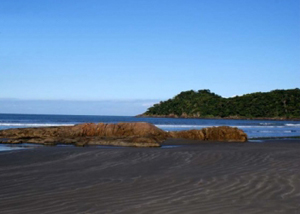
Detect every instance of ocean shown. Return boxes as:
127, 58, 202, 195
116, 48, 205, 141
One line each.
0, 113, 300, 151
0, 113, 299, 138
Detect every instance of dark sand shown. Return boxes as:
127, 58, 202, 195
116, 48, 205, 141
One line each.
0, 140, 300, 214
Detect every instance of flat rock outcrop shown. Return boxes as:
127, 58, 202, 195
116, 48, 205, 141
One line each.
0, 122, 247, 147
0, 122, 168, 147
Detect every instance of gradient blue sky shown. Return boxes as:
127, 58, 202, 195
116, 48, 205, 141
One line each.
1, 0, 299, 115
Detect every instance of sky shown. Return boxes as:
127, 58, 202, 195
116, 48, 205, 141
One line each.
0, 0, 299, 115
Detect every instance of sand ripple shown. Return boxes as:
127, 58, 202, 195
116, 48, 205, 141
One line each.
0, 142, 299, 214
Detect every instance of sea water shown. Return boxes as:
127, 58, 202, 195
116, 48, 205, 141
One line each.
1, 113, 299, 151
0, 113, 299, 139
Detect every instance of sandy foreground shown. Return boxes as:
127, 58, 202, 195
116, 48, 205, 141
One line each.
0, 140, 299, 214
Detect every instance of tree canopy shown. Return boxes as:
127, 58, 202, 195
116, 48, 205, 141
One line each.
143, 89, 300, 119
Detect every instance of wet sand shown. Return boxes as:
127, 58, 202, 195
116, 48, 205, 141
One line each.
0, 140, 299, 214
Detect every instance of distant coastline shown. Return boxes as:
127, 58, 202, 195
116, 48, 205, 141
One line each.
140, 89, 300, 120
136, 114, 300, 121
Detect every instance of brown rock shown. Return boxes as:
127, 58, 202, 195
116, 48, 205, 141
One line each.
169, 129, 205, 140
64, 122, 168, 139
170, 126, 247, 142
0, 122, 167, 147
0, 123, 247, 147
202, 126, 247, 142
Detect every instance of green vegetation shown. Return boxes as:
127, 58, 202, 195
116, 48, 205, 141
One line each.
143, 89, 300, 119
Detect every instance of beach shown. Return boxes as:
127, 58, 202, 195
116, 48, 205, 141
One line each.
0, 140, 299, 214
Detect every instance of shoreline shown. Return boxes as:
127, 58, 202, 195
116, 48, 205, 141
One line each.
249, 136, 300, 140
136, 114, 300, 121
0, 138, 299, 151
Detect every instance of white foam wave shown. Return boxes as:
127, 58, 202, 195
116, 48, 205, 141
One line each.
237, 125, 279, 128
285, 123, 300, 127
258, 131, 274, 133
156, 124, 288, 129
1, 122, 300, 132
0, 123, 74, 127
156, 124, 208, 129
259, 123, 275, 125
248, 130, 300, 133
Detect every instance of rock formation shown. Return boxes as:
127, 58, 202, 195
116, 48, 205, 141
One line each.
0, 122, 168, 147
169, 126, 248, 142
0, 122, 247, 147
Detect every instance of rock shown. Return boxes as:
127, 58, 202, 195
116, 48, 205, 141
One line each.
0, 123, 248, 147
202, 126, 248, 142
169, 126, 247, 142
169, 129, 205, 140
0, 122, 168, 147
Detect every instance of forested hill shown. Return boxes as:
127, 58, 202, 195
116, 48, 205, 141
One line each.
141, 89, 300, 119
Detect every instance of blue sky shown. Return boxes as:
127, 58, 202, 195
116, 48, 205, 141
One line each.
1, 0, 299, 115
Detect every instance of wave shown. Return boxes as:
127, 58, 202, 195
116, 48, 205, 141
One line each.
0, 123, 74, 127
259, 122, 277, 125
156, 124, 287, 129
1, 122, 299, 136
285, 123, 300, 127
237, 125, 280, 128
1, 122, 299, 129
248, 130, 300, 133
257, 123, 300, 127
156, 124, 208, 129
